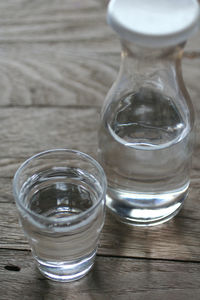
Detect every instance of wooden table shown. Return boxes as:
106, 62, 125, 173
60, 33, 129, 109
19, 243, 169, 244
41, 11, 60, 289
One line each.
0, 1, 200, 299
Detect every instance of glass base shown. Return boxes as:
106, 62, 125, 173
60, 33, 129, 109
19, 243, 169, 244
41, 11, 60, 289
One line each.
106, 186, 188, 226
35, 250, 96, 282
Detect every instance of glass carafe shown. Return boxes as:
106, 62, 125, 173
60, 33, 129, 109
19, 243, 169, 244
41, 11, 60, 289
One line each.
98, 0, 200, 226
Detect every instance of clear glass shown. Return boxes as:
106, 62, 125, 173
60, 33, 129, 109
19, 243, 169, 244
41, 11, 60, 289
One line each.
13, 149, 107, 282
98, 41, 194, 226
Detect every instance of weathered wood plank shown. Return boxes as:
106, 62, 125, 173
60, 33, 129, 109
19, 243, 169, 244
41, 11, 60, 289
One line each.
0, 249, 200, 300
0, 0, 197, 108
0, 107, 99, 159
0, 51, 118, 107
0, 0, 118, 51
0, 0, 198, 53
0, 0, 116, 107
1, 177, 200, 261
0, 47, 198, 108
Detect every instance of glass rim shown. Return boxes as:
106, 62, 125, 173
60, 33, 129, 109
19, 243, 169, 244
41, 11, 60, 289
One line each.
13, 148, 107, 224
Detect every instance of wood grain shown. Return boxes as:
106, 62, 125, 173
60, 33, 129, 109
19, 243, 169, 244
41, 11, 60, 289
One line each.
0, 0, 197, 108
0, 0, 198, 52
0, 1, 110, 45
0, 249, 200, 300
0, 51, 118, 107
0, 48, 198, 108
0, 0, 200, 298
0, 107, 99, 159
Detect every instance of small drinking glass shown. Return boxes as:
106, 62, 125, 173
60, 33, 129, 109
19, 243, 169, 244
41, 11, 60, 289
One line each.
13, 149, 107, 282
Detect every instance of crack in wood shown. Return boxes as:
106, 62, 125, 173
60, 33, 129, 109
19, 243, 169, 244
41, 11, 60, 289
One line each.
4, 265, 21, 272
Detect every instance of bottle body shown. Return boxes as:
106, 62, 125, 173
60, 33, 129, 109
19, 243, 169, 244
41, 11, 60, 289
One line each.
98, 43, 194, 226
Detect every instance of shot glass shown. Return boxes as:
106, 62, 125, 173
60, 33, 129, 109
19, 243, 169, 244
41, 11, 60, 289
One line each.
13, 149, 107, 282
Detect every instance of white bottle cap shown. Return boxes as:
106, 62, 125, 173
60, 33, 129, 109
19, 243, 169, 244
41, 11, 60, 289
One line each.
107, 0, 200, 48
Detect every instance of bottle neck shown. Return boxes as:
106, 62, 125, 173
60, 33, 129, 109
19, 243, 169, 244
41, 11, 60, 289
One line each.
119, 41, 185, 89
115, 40, 194, 127
121, 41, 185, 59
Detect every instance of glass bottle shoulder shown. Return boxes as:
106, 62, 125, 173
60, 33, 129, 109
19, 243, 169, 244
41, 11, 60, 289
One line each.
101, 84, 194, 150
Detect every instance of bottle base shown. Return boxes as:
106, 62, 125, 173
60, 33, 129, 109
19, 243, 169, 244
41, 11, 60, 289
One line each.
106, 185, 188, 226
34, 249, 96, 282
